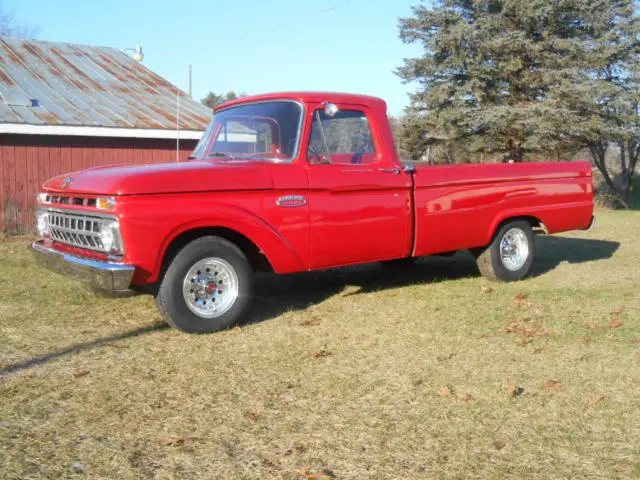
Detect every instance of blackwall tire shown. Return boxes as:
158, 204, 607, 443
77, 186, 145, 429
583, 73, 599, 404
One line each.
155, 236, 253, 333
475, 220, 535, 282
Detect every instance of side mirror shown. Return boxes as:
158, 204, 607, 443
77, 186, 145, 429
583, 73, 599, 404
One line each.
323, 102, 339, 117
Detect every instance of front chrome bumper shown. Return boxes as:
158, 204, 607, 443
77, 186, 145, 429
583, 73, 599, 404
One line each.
31, 241, 135, 293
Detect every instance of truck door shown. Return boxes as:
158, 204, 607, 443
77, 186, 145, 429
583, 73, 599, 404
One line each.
304, 104, 412, 269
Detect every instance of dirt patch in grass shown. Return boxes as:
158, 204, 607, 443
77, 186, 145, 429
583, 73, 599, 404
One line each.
1, 211, 639, 479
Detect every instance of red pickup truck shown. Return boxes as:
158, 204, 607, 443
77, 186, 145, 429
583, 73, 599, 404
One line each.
32, 92, 594, 333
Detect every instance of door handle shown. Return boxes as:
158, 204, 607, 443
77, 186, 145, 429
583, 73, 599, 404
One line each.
379, 168, 401, 175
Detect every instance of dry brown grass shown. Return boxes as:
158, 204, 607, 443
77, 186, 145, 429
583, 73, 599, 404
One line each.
1, 210, 639, 479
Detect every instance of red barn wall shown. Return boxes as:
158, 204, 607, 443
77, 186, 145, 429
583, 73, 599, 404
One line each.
0, 134, 198, 234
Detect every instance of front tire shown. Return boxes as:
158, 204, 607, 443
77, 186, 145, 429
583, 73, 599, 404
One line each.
475, 221, 535, 282
155, 236, 253, 333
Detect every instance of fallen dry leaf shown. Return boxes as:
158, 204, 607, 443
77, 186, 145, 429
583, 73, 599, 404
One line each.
585, 393, 605, 409
507, 385, 524, 398
436, 353, 455, 362
513, 299, 533, 309
631, 339, 640, 344
605, 334, 618, 340
576, 337, 590, 344
504, 323, 555, 338
165, 436, 202, 447
458, 394, 474, 404
516, 337, 533, 346
104, 342, 127, 349
481, 285, 493, 293
439, 385, 454, 397
581, 323, 605, 330
533, 347, 544, 354
297, 469, 335, 479
72, 369, 90, 378
294, 440, 310, 453
627, 378, 640, 384
491, 440, 507, 450
514, 292, 527, 300
243, 411, 262, 421
543, 380, 562, 390
307, 350, 331, 358
478, 334, 491, 339
610, 309, 624, 316
300, 319, 321, 327
609, 319, 624, 329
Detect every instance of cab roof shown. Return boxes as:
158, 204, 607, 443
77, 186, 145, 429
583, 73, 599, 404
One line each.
217, 91, 388, 112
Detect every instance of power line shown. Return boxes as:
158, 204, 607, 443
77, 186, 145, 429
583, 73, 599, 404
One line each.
235, 0, 352, 41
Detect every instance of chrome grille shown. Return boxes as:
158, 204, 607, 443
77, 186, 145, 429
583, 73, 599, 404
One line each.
42, 193, 97, 207
46, 210, 112, 253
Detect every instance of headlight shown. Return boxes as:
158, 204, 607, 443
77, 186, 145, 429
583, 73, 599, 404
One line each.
37, 193, 50, 204
99, 221, 123, 255
36, 211, 50, 237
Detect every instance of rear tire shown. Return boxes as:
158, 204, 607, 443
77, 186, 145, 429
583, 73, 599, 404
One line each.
475, 220, 534, 282
155, 236, 253, 333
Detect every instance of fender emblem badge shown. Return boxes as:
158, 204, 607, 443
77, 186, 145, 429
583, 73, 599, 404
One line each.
276, 195, 307, 208
61, 176, 73, 189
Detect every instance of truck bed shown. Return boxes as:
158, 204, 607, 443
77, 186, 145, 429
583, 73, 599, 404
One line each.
411, 161, 593, 256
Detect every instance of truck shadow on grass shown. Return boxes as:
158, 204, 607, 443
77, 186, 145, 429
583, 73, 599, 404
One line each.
1, 237, 618, 375
246, 236, 619, 325
0, 323, 170, 375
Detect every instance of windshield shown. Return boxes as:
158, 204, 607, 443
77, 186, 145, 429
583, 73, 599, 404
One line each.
191, 100, 303, 162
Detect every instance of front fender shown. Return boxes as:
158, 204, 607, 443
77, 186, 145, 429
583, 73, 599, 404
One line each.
118, 195, 306, 284
159, 209, 306, 275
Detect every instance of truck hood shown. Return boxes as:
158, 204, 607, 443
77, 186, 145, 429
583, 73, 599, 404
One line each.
42, 160, 274, 195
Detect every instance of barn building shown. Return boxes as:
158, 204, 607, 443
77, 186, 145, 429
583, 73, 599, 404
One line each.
0, 37, 212, 234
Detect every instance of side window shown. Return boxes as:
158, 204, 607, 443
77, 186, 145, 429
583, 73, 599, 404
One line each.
308, 109, 376, 164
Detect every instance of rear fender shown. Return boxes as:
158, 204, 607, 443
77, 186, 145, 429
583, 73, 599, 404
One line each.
485, 202, 592, 245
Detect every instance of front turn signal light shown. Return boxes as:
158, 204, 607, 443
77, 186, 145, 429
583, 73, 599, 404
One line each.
96, 197, 116, 210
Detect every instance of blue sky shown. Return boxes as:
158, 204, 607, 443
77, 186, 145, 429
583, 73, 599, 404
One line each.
5, 0, 425, 115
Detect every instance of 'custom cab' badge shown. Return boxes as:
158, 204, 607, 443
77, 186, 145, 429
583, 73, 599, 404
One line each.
276, 195, 307, 208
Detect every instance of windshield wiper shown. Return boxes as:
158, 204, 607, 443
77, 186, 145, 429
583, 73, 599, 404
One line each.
207, 152, 238, 160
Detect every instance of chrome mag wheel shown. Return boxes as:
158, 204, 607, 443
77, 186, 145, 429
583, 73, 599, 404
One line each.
500, 227, 530, 271
182, 257, 239, 318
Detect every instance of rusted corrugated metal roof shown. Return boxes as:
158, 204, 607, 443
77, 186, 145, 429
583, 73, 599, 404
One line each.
0, 37, 212, 131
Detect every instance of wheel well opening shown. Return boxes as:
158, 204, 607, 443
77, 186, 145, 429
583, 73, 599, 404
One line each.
470, 216, 545, 258
494, 216, 545, 238
159, 227, 273, 281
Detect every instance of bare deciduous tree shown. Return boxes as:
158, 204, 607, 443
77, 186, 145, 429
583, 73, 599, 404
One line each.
0, 2, 40, 38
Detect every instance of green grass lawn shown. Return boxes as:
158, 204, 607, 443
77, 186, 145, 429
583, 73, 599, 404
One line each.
1, 210, 639, 479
